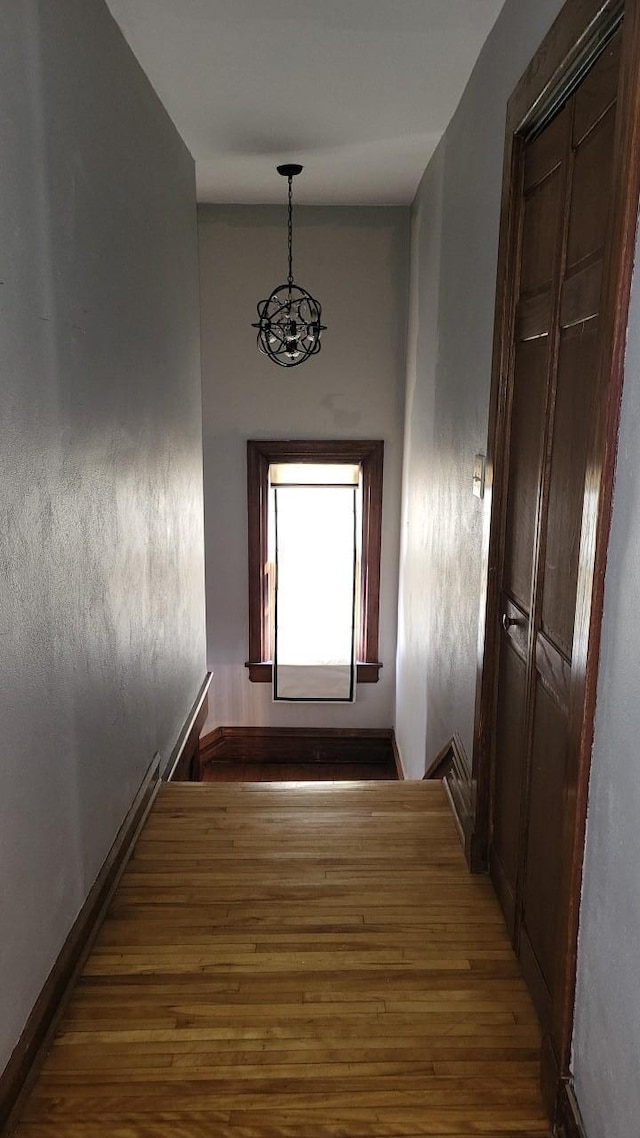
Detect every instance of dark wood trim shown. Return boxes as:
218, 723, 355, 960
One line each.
0, 753, 162, 1134
246, 661, 382, 684
246, 440, 384, 682
470, 0, 640, 1128
358, 441, 384, 665
245, 661, 273, 683
512, 0, 623, 136
430, 735, 475, 859
199, 725, 225, 765
555, 1078, 589, 1138
424, 737, 456, 780
391, 732, 405, 780
199, 726, 395, 775
247, 441, 272, 669
165, 672, 212, 782
355, 662, 383, 683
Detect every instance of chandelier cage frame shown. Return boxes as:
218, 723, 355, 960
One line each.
252, 164, 327, 368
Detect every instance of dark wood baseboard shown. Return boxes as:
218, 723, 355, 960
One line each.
391, 733, 405, 780
489, 846, 517, 941
0, 752, 162, 1134
165, 672, 212, 782
556, 1079, 588, 1138
429, 735, 475, 862
424, 737, 456, 780
199, 726, 396, 776
540, 1033, 588, 1138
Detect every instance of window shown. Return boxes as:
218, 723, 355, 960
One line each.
246, 440, 384, 686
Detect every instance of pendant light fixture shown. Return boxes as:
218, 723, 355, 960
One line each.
252, 164, 326, 367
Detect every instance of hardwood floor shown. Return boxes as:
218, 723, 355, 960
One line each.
13, 782, 549, 1137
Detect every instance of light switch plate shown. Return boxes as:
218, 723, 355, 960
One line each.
473, 453, 486, 499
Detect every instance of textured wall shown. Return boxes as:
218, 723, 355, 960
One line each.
395, 0, 564, 777
199, 205, 408, 730
572, 259, 640, 1137
0, 0, 206, 1072
395, 146, 445, 778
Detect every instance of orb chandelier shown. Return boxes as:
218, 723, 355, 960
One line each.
252, 164, 326, 367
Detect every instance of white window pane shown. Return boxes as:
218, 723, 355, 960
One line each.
269, 462, 360, 486
275, 487, 355, 664
274, 485, 356, 701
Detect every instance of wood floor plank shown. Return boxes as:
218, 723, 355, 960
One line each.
13, 781, 549, 1137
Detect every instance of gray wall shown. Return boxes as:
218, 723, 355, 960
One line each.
395, 145, 445, 777
395, 0, 564, 777
0, 0, 206, 1072
572, 260, 640, 1136
199, 205, 408, 731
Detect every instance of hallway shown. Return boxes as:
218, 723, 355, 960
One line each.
14, 781, 548, 1137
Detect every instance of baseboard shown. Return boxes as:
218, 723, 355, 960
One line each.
199, 726, 396, 775
540, 1033, 588, 1138
0, 752, 162, 1134
427, 734, 474, 860
556, 1079, 588, 1138
391, 732, 406, 780
424, 737, 457, 780
165, 672, 212, 782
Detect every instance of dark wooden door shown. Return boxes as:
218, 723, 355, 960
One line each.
490, 33, 621, 1031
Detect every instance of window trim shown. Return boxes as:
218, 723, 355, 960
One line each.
246, 439, 384, 683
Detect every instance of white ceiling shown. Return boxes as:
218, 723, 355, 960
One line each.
106, 0, 507, 205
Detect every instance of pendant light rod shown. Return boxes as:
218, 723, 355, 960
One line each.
277, 164, 303, 289
287, 174, 293, 288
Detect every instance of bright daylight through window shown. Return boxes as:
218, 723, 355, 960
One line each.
271, 464, 360, 702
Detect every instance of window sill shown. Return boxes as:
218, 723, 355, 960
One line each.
245, 662, 382, 684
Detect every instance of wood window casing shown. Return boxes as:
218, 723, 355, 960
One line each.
246, 440, 384, 684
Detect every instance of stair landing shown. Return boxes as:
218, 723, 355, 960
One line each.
14, 781, 549, 1137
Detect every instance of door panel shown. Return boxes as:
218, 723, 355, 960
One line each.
567, 109, 617, 266
520, 676, 569, 1023
524, 104, 569, 191
503, 339, 549, 610
535, 631, 571, 717
491, 109, 571, 928
541, 321, 600, 656
573, 34, 620, 143
521, 169, 565, 292
490, 29, 621, 1035
560, 260, 603, 327
491, 607, 528, 933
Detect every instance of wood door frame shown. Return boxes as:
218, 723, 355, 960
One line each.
469, 0, 640, 1117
